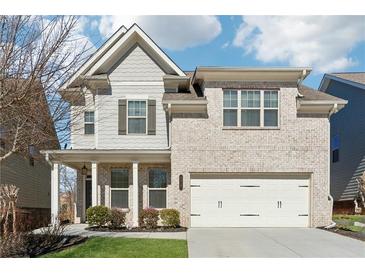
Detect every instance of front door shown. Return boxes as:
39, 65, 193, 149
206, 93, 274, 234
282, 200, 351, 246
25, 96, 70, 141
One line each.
85, 175, 92, 214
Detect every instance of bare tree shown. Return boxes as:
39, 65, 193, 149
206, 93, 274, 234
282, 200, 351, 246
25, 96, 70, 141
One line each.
0, 16, 93, 161
59, 165, 76, 222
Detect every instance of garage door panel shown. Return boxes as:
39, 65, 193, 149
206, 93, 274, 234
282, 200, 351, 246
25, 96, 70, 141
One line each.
191, 177, 310, 227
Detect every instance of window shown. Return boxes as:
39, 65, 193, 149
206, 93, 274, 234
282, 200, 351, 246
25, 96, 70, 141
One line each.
241, 90, 260, 126
223, 90, 279, 128
223, 90, 238, 126
84, 111, 95, 134
127, 101, 147, 134
111, 169, 129, 208
264, 91, 279, 127
148, 169, 167, 208
332, 149, 340, 163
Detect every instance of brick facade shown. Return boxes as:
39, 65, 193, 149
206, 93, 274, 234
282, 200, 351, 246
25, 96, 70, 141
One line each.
169, 87, 332, 227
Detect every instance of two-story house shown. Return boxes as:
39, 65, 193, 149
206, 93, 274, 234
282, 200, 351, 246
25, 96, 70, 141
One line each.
319, 72, 365, 213
42, 24, 347, 228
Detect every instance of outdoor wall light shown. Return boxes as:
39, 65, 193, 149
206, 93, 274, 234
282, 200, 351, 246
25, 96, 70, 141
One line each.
179, 175, 183, 191
81, 164, 87, 176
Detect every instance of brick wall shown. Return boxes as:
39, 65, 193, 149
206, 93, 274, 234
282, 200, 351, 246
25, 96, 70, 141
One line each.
170, 87, 332, 227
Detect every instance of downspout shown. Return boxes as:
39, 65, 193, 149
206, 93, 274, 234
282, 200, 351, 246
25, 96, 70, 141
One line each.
167, 103, 172, 149
325, 103, 339, 229
45, 152, 52, 166
296, 69, 307, 98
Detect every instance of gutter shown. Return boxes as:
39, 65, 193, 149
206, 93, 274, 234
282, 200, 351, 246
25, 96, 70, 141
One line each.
296, 69, 307, 97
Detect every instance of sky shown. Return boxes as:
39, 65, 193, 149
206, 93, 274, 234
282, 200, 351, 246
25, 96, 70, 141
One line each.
77, 15, 365, 89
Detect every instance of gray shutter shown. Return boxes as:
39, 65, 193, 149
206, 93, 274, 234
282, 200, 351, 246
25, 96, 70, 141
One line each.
118, 99, 127, 135
148, 99, 156, 135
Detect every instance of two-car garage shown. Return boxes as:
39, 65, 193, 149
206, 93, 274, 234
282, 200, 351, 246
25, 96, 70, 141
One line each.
190, 176, 310, 227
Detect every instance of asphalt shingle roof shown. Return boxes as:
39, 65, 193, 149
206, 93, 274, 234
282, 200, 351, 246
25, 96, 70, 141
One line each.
329, 72, 365, 85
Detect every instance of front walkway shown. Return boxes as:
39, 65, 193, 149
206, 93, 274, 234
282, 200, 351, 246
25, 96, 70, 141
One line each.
35, 224, 186, 240
188, 228, 365, 258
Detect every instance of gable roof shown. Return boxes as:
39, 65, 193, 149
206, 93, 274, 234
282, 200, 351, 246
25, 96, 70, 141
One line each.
319, 72, 365, 92
298, 85, 347, 104
330, 72, 365, 85
61, 25, 128, 90
61, 24, 185, 90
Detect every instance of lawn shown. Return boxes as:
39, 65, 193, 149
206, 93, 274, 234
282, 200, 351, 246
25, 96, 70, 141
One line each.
41, 237, 188, 258
333, 214, 365, 233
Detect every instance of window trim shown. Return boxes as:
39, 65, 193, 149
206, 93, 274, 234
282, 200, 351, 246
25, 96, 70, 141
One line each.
223, 89, 280, 129
148, 168, 168, 209
110, 168, 129, 209
84, 111, 95, 135
126, 99, 148, 135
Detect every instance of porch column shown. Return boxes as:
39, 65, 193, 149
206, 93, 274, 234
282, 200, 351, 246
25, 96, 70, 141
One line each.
91, 162, 98, 206
132, 161, 139, 227
51, 162, 59, 225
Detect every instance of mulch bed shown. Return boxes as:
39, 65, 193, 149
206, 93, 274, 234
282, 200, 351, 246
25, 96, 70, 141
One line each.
86, 226, 187, 233
320, 227, 365, 242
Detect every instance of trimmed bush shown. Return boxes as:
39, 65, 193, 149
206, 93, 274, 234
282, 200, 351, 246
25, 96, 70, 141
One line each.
86, 206, 111, 227
139, 208, 159, 229
109, 208, 126, 229
160, 209, 180, 228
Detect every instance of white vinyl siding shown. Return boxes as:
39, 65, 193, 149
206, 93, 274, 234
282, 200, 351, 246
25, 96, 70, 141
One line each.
70, 43, 168, 149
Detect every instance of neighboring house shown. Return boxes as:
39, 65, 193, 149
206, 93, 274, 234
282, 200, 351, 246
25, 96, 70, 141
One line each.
0, 83, 59, 229
319, 72, 365, 213
43, 24, 347, 228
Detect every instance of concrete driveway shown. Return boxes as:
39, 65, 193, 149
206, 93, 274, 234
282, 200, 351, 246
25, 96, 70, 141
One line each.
187, 228, 365, 258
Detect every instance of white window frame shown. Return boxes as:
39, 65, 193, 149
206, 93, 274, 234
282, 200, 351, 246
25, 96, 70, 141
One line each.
148, 169, 167, 209
110, 168, 129, 209
84, 111, 95, 135
126, 99, 148, 135
263, 90, 279, 127
223, 89, 280, 128
223, 90, 239, 127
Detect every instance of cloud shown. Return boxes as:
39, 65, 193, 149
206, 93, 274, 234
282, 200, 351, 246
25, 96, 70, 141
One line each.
221, 41, 230, 49
98, 15, 222, 51
233, 16, 365, 73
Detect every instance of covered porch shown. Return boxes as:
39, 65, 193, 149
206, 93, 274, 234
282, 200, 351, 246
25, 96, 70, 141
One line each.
42, 149, 171, 227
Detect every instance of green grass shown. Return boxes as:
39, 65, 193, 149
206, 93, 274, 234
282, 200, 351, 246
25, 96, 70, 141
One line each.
42, 237, 188, 258
333, 214, 365, 233
41, 237, 188, 258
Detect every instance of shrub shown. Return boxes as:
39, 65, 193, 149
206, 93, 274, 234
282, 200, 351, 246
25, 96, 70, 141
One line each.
86, 206, 111, 227
109, 208, 126, 229
160, 209, 180, 228
139, 208, 159, 229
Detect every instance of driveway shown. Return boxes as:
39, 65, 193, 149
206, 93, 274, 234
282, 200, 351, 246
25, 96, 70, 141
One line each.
187, 228, 365, 257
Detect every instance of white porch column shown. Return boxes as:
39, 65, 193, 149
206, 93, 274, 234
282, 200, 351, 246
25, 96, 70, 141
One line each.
51, 163, 59, 225
132, 161, 139, 227
91, 162, 98, 206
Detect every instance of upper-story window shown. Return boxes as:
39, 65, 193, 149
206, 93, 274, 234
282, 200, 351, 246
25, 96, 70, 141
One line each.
223, 90, 279, 128
127, 100, 147, 134
84, 111, 95, 134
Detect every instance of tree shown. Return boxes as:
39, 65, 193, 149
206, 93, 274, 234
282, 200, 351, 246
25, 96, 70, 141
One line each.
59, 165, 76, 223
0, 16, 93, 161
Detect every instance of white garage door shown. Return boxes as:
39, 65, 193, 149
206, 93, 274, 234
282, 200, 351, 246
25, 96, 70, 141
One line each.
190, 177, 310, 227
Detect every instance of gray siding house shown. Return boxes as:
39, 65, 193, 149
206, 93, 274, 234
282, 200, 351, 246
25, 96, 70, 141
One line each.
43, 24, 347, 228
319, 73, 365, 213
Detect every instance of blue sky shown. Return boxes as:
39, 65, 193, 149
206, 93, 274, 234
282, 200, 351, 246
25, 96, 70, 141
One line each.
79, 15, 365, 89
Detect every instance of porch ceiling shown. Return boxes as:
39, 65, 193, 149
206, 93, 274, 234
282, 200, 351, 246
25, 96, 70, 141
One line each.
41, 149, 171, 169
